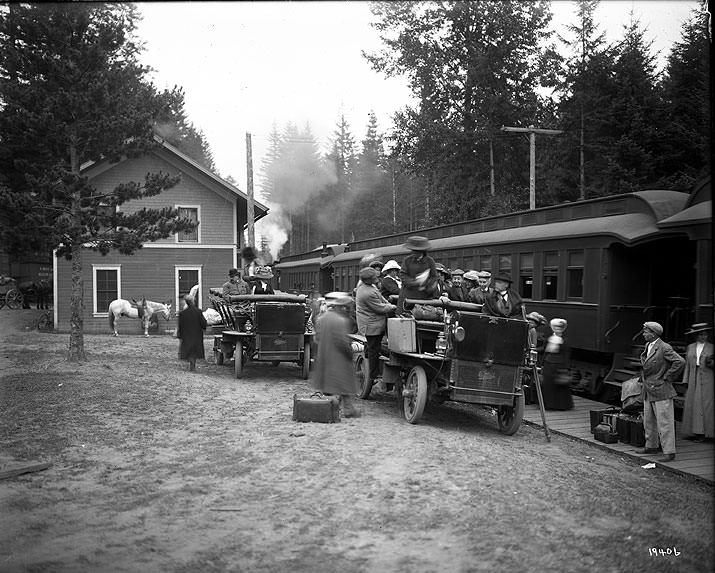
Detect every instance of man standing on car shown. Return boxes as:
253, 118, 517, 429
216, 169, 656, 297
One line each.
356, 267, 396, 391
636, 321, 685, 462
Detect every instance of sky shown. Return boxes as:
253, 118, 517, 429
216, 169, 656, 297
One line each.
135, 0, 702, 251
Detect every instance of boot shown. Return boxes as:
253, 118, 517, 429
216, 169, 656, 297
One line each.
189, 359, 196, 371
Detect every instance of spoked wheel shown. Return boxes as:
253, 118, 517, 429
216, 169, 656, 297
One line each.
403, 365, 428, 424
5, 289, 23, 310
355, 353, 371, 399
497, 392, 525, 435
234, 341, 243, 379
301, 342, 311, 380
214, 349, 224, 365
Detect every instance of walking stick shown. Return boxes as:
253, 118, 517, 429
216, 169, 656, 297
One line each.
530, 356, 551, 442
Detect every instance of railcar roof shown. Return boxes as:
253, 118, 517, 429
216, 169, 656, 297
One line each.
658, 200, 712, 227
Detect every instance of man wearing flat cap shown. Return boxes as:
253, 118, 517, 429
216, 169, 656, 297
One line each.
483, 273, 524, 318
468, 270, 492, 305
448, 268, 467, 302
637, 321, 685, 462
397, 236, 439, 315
356, 267, 397, 390
681, 323, 713, 442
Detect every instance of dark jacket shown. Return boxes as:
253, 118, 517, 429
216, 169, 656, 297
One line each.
251, 280, 274, 295
380, 275, 401, 300
178, 305, 207, 360
483, 288, 524, 318
399, 253, 439, 300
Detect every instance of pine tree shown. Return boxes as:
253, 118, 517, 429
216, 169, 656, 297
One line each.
0, 4, 196, 361
658, 5, 711, 189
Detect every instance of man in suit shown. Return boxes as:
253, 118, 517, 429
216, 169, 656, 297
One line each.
468, 270, 492, 305
356, 267, 397, 389
636, 321, 685, 462
448, 268, 467, 301
483, 273, 524, 318
222, 268, 248, 302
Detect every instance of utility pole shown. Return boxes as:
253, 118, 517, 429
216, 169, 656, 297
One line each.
501, 125, 563, 209
246, 132, 255, 249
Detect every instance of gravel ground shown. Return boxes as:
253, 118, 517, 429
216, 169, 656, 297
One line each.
0, 309, 713, 572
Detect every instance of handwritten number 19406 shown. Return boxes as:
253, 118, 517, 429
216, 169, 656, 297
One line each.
649, 547, 680, 557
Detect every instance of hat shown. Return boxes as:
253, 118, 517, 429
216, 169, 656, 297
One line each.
492, 273, 513, 284
382, 260, 401, 273
550, 318, 567, 330
324, 292, 352, 307
228, 268, 239, 277
359, 267, 379, 283
526, 312, 547, 326
434, 262, 446, 273
643, 321, 663, 336
254, 265, 274, 280
369, 260, 385, 270
685, 322, 711, 335
463, 270, 479, 281
451, 268, 465, 276
403, 236, 432, 251
359, 253, 383, 268
476, 270, 492, 279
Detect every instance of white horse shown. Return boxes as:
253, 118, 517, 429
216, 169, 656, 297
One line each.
108, 298, 172, 337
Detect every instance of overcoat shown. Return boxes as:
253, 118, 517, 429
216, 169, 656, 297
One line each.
640, 338, 685, 401
380, 275, 401, 300
177, 305, 207, 360
483, 288, 524, 318
681, 341, 714, 437
356, 283, 395, 336
312, 309, 355, 396
399, 253, 439, 301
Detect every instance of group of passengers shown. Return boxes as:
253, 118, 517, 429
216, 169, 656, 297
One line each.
334, 236, 574, 411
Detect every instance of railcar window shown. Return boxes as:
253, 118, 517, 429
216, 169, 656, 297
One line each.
499, 254, 512, 274
177, 206, 199, 242
94, 266, 120, 314
479, 255, 492, 272
520, 253, 534, 299
567, 250, 584, 298
543, 251, 559, 300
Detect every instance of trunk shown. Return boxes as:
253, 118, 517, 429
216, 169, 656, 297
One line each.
67, 138, 86, 362
67, 242, 86, 362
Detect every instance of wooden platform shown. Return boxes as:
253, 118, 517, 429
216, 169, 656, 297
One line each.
523, 395, 715, 484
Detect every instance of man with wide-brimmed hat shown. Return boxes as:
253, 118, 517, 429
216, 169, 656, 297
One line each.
356, 267, 396, 390
483, 273, 524, 318
312, 292, 361, 418
636, 321, 685, 462
397, 236, 439, 315
222, 267, 249, 302
681, 323, 713, 442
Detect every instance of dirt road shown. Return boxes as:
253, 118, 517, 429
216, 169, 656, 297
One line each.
1, 310, 713, 572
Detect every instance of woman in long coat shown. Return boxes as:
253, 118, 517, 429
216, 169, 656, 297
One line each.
177, 295, 207, 371
541, 318, 574, 410
681, 323, 714, 441
312, 293, 360, 417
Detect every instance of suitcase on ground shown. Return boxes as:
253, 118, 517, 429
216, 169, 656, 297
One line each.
616, 414, 631, 443
629, 416, 645, 447
594, 423, 619, 444
590, 407, 620, 433
293, 393, 340, 423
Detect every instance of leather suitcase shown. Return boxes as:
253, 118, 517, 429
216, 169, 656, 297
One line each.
293, 393, 340, 423
594, 423, 619, 443
616, 414, 631, 443
589, 407, 620, 433
629, 417, 645, 447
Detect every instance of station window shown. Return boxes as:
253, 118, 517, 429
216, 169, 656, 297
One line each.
176, 267, 201, 309
93, 265, 121, 314
176, 206, 200, 243
567, 250, 584, 299
543, 251, 559, 300
520, 253, 534, 299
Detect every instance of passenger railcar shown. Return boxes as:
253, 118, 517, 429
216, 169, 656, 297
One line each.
275, 180, 712, 400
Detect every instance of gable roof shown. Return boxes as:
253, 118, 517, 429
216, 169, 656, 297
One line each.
80, 135, 269, 223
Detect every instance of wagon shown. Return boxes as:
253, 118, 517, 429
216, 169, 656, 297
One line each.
355, 299, 529, 434
210, 292, 314, 379
0, 276, 23, 310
